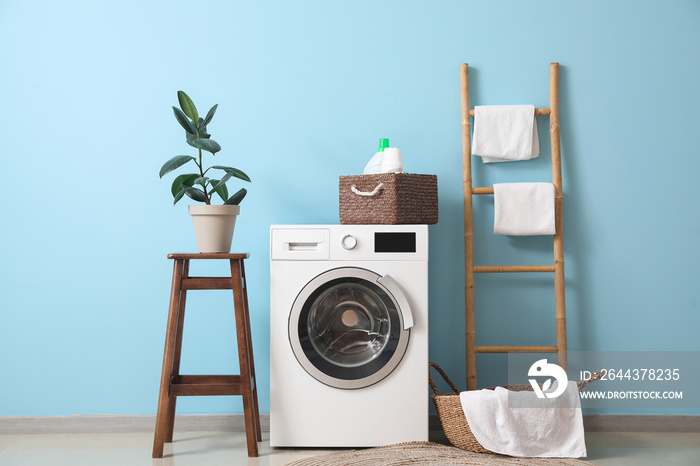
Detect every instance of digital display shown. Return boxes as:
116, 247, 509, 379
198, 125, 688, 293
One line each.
374, 232, 416, 253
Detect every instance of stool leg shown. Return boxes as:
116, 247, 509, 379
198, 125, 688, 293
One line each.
239, 260, 262, 442
153, 258, 185, 458
230, 259, 260, 457
164, 259, 189, 443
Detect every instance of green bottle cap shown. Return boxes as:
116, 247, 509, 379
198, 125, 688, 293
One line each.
377, 138, 390, 152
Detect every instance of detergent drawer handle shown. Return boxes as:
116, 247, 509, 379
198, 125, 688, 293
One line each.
377, 274, 413, 330
351, 183, 384, 197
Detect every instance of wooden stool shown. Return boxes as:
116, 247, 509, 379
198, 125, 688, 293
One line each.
152, 253, 261, 458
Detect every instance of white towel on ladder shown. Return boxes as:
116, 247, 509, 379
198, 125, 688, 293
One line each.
494, 182, 556, 236
472, 105, 539, 163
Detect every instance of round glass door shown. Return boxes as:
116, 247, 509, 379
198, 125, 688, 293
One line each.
289, 267, 411, 389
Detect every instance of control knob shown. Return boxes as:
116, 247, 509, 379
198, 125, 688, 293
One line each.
341, 234, 357, 250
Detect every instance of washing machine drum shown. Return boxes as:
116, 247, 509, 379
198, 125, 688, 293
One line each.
289, 267, 412, 389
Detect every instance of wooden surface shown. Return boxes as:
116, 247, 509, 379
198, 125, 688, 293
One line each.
461, 63, 568, 390
473, 265, 555, 273
475, 345, 558, 354
468, 108, 551, 116
460, 63, 477, 391
550, 63, 568, 373
152, 255, 260, 458
167, 253, 249, 260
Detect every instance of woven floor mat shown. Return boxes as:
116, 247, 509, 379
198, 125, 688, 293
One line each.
285, 441, 592, 465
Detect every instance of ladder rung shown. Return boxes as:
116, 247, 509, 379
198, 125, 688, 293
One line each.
474, 265, 555, 273
468, 108, 551, 116
472, 187, 494, 195
476, 345, 558, 354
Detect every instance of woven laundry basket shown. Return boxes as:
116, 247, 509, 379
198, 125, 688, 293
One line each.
339, 173, 438, 225
428, 362, 606, 454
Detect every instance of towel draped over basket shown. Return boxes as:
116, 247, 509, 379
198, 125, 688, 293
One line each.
429, 362, 606, 458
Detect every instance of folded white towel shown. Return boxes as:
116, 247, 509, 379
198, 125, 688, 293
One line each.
459, 381, 586, 458
493, 182, 555, 236
472, 105, 539, 163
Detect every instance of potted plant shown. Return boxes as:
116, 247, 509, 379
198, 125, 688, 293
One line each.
159, 91, 251, 253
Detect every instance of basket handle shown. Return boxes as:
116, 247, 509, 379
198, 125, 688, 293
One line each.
577, 369, 607, 391
351, 183, 384, 197
429, 362, 460, 396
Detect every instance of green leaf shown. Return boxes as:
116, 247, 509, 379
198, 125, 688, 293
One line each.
173, 188, 186, 205
194, 176, 209, 187
224, 187, 247, 205
159, 155, 196, 178
211, 165, 251, 182
210, 172, 231, 193
185, 130, 211, 145
184, 186, 207, 202
209, 178, 229, 203
172, 107, 196, 134
191, 138, 221, 154
194, 119, 210, 139
171, 173, 198, 197
202, 104, 218, 127
177, 91, 199, 122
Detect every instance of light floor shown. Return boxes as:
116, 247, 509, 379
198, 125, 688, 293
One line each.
1, 430, 699, 465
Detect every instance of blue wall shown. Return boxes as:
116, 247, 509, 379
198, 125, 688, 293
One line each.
1, 0, 699, 416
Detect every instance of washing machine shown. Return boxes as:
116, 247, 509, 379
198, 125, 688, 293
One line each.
269, 224, 429, 447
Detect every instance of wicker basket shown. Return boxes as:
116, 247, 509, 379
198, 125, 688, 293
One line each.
428, 362, 606, 453
339, 173, 438, 225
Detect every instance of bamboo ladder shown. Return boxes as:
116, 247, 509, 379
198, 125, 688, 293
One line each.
461, 62, 566, 390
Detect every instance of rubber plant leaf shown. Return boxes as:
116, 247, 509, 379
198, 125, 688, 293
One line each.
210, 172, 232, 193
194, 176, 209, 187
209, 178, 229, 203
191, 138, 221, 154
173, 188, 187, 205
202, 104, 218, 127
197, 120, 210, 139
184, 186, 207, 202
186, 129, 210, 145
172, 107, 196, 135
177, 91, 199, 122
224, 187, 247, 205
159, 155, 196, 178
211, 165, 251, 182
170, 173, 198, 197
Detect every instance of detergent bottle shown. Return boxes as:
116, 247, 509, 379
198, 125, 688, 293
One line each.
363, 138, 390, 174
380, 147, 403, 173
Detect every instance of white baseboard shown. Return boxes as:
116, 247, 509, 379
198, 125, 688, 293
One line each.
2, 414, 698, 435
582, 414, 700, 432
0, 414, 269, 435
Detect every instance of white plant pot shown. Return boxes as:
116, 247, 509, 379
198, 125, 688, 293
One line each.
188, 205, 240, 253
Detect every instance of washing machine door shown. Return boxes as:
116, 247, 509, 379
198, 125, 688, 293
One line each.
289, 267, 413, 390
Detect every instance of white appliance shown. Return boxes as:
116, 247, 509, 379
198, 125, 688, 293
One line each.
269, 224, 429, 447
